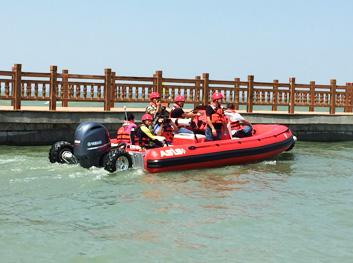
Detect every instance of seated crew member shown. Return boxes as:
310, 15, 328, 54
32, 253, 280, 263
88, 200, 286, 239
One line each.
153, 117, 179, 145
170, 95, 198, 134
145, 92, 161, 116
205, 92, 227, 141
137, 114, 165, 148
116, 113, 137, 144
224, 103, 253, 138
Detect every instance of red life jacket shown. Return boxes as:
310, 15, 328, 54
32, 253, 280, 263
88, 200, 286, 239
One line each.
136, 125, 154, 148
210, 106, 227, 124
225, 110, 244, 131
230, 121, 242, 131
191, 110, 207, 132
161, 124, 174, 143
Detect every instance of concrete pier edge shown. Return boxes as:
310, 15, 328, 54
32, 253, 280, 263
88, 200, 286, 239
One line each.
1, 107, 353, 145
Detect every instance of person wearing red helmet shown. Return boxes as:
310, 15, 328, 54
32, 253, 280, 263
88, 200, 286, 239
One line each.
205, 92, 227, 141
136, 113, 164, 148
170, 95, 197, 134
146, 91, 161, 116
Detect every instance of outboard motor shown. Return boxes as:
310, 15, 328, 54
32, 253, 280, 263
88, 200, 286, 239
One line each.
73, 122, 111, 168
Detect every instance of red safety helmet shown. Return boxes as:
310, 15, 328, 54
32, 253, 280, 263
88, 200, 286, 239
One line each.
149, 92, 160, 100
211, 92, 224, 101
174, 95, 185, 103
141, 114, 153, 122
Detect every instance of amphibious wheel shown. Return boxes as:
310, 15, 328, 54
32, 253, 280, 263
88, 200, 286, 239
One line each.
104, 149, 132, 173
285, 142, 295, 152
285, 136, 297, 152
49, 141, 77, 164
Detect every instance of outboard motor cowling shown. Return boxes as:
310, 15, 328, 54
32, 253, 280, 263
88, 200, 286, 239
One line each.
73, 122, 111, 168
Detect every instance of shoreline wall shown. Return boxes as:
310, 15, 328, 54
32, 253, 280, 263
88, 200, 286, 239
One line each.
1, 110, 353, 145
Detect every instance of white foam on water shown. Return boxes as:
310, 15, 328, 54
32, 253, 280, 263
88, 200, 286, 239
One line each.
9, 176, 40, 183
0, 158, 18, 165
262, 160, 277, 165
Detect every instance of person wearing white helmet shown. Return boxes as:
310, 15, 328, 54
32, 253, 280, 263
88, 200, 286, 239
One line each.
205, 92, 227, 141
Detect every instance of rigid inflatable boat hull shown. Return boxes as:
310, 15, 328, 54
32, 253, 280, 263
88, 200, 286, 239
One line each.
143, 125, 294, 173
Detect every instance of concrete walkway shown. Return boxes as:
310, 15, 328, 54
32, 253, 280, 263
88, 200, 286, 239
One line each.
1, 105, 353, 115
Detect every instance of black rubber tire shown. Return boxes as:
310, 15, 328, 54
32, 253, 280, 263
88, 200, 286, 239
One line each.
49, 141, 74, 163
286, 142, 295, 152
104, 149, 132, 173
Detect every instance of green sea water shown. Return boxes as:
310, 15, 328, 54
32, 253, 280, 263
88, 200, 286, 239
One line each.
0, 142, 352, 263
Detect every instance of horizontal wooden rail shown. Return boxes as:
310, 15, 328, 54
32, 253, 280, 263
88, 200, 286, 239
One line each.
0, 64, 352, 114
0, 71, 13, 76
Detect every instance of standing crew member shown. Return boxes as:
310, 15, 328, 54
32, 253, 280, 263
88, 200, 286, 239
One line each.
136, 114, 165, 148
146, 92, 161, 116
170, 95, 197, 134
205, 92, 227, 141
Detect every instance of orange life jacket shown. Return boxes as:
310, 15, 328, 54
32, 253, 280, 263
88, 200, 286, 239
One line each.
116, 126, 130, 142
116, 122, 137, 143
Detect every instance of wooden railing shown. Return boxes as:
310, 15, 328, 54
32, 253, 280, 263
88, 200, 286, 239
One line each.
1, 64, 352, 114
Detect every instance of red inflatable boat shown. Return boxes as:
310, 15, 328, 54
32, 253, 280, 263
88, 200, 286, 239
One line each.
49, 121, 296, 173
110, 124, 296, 173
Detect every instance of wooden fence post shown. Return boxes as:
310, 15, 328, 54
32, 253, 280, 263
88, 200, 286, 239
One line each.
202, 73, 209, 106
345, 83, 353, 113
12, 64, 22, 110
61, 69, 69, 107
289, 77, 295, 114
111, 71, 116, 108
272, 79, 279, 111
349, 83, 353, 113
247, 75, 254, 113
49, 65, 58, 111
152, 73, 156, 93
104, 68, 112, 111
234, 78, 240, 110
155, 70, 163, 96
194, 76, 201, 107
329, 79, 336, 114
344, 83, 349, 113
309, 81, 315, 112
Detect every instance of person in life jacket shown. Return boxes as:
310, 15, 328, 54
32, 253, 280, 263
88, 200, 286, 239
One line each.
136, 113, 165, 148
189, 104, 207, 134
170, 95, 199, 134
153, 116, 179, 144
205, 92, 228, 141
145, 92, 161, 116
116, 113, 137, 144
224, 103, 253, 138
